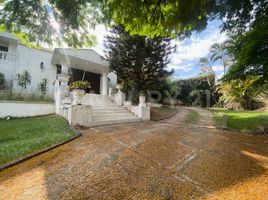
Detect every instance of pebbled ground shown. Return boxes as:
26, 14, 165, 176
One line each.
0, 107, 268, 200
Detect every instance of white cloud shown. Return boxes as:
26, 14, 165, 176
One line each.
169, 63, 194, 72
168, 20, 228, 78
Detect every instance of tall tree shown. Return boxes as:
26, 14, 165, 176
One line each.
105, 25, 174, 99
224, 17, 268, 86
210, 40, 233, 75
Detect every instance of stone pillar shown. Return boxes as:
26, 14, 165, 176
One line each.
137, 95, 150, 121
69, 105, 93, 126
55, 73, 70, 115
101, 72, 108, 95
108, 87, 113, 97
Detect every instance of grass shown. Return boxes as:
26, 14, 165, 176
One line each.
212, 108, 268, 133
0, 115, 76, 166
185, 110, 200, 124
0, 92, 54, 103
150, 106, 177, 121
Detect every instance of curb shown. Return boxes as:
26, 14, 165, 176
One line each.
0, 127, 81, 172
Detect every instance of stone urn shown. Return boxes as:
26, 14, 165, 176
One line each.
72, 89, 85, 105
116, 84, 123, 91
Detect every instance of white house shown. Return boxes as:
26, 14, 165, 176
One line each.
0, 31, 150, 126
0, 31, 117, 97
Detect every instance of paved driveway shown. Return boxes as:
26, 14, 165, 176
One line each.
0, 108, 268, 200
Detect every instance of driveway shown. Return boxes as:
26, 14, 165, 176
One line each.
0, 107, 268, 200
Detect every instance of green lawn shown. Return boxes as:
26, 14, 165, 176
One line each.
185, 110, 200, 124
0, 115, 76, 166
212, 108, 268, 133
150, 106, 177, 121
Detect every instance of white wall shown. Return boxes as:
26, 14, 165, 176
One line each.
0, 39, 17, 88
108, 72, 117, 88
14, 44, 57, 97
0, 101, 55, 118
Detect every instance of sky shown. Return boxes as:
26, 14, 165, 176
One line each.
91, 20, 227, 80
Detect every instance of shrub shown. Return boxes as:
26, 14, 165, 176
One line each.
69, 80, 90, 90
38, 78, 48, 97
15, 70, 31, 95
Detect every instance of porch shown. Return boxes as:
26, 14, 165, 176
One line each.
51, 48, 110, 95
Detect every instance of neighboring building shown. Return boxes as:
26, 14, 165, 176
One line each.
0, 32, 117, 97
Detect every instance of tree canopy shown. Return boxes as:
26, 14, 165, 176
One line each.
105, 25, 174, 100
0, 0, 105, 47
1, 0, 267, 46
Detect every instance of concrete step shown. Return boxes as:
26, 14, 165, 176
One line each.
88, 118, 141, 127
93, 110, 130, 114
93, 115, 138, 121
93, 112, 134, 117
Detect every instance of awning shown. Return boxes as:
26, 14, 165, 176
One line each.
51, 48, 109, 74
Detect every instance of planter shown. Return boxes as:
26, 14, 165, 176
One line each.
116, 84, 123, 91
72, 89, 85, 105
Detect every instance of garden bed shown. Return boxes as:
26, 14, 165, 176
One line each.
0, 115, 77, 166
150, 106, 177, 121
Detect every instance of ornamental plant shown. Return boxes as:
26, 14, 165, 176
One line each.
0, 72, 4, 88
69, 80, 90, 90
15, 70, 31, 95
38, 78, 48, 97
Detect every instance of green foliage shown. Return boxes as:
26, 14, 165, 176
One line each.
209, 40, 234, 74
15, 70, 31, 95
105, 25, 174, 99
38, 78, 48, 97
0, 92, 54, 102
0, 0, 266, 47
69, 80, 90, 90
217, 76, 264, 110
224, 16, 268, 87
0, 115, 75, 165
212, 108, 268, 133
0, 0, 101, 47
107, 0, 214, 37
176, 74, 217, 107
0, 72, 4, 87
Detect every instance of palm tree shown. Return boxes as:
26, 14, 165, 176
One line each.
199, 57, 215, 83
199, 56, 218, 105
210, 40, 234, 75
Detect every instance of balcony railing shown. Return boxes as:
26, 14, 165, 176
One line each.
0, 51, 16, 61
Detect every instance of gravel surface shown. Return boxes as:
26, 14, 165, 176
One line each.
0, 108, 268, 200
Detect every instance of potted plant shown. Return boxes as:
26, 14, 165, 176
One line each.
70, 81, 90, 104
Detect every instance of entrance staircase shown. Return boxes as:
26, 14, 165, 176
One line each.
81, 94, 141, 126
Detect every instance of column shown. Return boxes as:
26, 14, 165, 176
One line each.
101, 72, 108, 95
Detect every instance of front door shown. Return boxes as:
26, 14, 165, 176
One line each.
69, 68, 101, 94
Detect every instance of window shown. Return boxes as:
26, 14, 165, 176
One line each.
0, 46, 8, 60
0, 46, 8, 52
56, 64, 62, 74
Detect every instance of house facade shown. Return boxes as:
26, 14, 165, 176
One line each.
0, 32, 117, 97
0, 31, 150, 126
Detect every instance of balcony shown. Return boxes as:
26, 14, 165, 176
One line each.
0, 51, 16, 61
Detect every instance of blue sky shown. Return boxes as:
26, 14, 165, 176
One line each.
91, 20, 227, 80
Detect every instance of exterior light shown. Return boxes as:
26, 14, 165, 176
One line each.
40, 62, 44, 70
